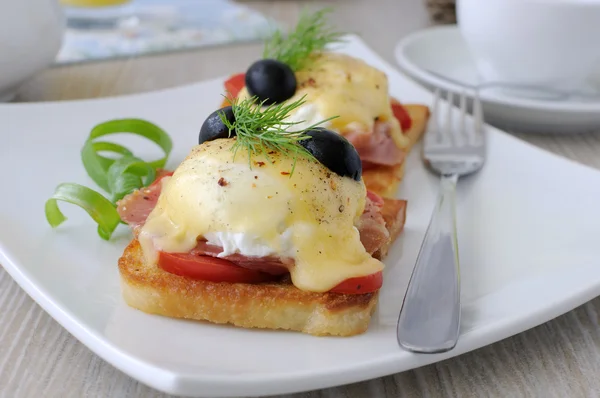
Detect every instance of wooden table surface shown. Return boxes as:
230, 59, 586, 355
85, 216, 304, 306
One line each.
3, 1, 600, 397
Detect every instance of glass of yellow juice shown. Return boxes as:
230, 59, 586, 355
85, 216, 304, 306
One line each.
60, 0, 134, 29
60, 0, 130, 7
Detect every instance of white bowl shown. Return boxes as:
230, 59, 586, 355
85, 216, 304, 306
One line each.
0, 0, 65, 102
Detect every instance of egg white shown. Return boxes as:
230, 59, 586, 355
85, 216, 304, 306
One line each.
204, 229, 295, 258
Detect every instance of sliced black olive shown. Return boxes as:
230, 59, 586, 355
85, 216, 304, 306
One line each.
245, 59, 297, 105
199, 106, 236, 145
299, 128, 362, 181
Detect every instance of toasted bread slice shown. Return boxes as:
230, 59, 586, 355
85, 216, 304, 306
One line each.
402, 104, 430, 153
363, 104, 430, 197
119, 240, 378, 336
118, 196, 407, 337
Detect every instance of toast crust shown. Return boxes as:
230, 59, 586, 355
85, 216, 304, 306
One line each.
363, 104, 429, 197
119, 240, 378, 336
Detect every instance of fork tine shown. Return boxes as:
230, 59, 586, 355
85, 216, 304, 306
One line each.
472, 89, 484, 137
444, 90, 454, 144
459, 91, 467, 144
431, 88, 442, 143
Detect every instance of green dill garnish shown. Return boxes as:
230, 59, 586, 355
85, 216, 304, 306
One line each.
219, 95, 336, 174
263, 8, 343, 71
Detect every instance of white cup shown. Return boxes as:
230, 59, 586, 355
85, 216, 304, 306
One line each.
457, 0, 600, 93
0, 0, 65, 102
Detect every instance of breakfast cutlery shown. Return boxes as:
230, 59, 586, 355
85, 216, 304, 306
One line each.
397, 89, 485, 353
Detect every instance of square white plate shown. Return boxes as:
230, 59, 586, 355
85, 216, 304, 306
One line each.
2, 36, 600, 397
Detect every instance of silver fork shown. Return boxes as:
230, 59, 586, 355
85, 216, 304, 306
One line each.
396, 89, 486, 353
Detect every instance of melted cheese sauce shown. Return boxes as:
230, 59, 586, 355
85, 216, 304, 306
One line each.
238, 52, 409, 148
139, 139, 384, 292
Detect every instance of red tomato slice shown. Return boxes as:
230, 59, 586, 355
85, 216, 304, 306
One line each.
224, 73, 246, 100
329, 271, 383, 294
159, 248, 381, 292
390, 99, 412, 132
158, 251, 277, 284
150, 170, 174, 187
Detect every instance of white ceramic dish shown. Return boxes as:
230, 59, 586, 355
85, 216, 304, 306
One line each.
394, 25, 600, 133
2, 35, 600, 397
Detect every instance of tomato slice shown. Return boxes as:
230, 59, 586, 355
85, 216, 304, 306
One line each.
224, 73, 246, 100
159, 248, 381, 292
150, 170, 174, 187
329, 271, 383, 294
158, 251, 277, 283
390, 99, 412, 132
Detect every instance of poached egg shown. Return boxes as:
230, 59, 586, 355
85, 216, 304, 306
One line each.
138, 139, 384, 292
238, 52, 409, 148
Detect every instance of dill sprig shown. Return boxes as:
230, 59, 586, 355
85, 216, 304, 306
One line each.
263, 8, 343, 71
219, 95, 336, 173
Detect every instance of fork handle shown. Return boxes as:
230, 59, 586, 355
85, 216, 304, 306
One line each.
397, 174, 461, 353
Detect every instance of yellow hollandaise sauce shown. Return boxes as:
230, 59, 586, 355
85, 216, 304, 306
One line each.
238, 52, 409, 149
138, 139, 384, 292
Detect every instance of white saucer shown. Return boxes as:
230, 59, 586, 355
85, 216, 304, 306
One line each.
394, 25, 600, 133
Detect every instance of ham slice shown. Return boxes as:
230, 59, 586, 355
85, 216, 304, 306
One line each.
356, 191, 390, 255
117, 174, 403, 272
117, 184, 161, 233
192, 241, 291, 275
116, 169, 172, 233
344, 121, 405, 167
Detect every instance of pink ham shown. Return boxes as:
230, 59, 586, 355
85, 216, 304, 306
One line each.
357, 191, 390, 255
116, 170, 172, 232
192, 241, 291, 275
344, 121, 405, 167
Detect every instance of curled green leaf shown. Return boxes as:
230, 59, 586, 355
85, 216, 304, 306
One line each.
45, 183, 122, 240
81, 119, 172, 192
107, 155, 156, 202
47, 118, 173, 240
92, 141, 134, 172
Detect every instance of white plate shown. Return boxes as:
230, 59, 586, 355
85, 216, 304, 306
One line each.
394, 25, 600, 133
2, 35, 600, 397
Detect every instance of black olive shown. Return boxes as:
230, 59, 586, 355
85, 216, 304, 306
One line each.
199, 106, 236, 145
245, 59, 297, 105
299, 128, 362, 181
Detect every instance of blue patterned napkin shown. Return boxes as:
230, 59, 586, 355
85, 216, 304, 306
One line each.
55, 0, 278, 65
